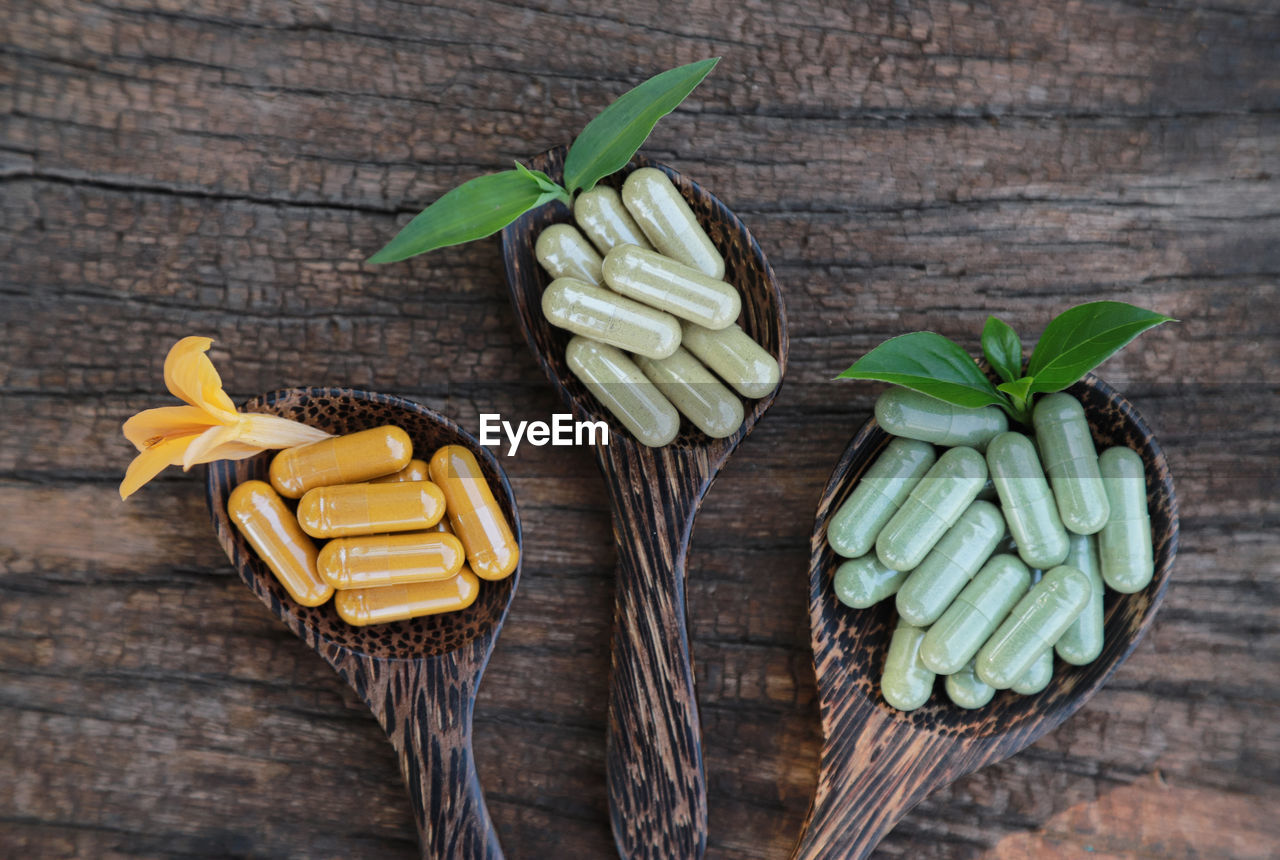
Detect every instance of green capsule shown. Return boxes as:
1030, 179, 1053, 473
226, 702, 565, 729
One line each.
1011, 649, 1054, 694
573, 185, 653, 254
976, 565, 1091, 689
987, 432, 1070, 570
565, 336, 680, 448
945, 660, 996, 709
920, 553, 1031, 675
827, 438, 937, 559
881, 620, 936, 711
874, 388, 1009, 451
622, 168, 725, 279
535, 223, 603, 285
876, 446, 988, 572
833, 555, 909, 608
1032, 393, 1110, 535
1098, 446, 1154, 594
602, 244, 740, 330
635, 347, 744, 439
896, 500, 1006, 626
1055, 531, 1105, 665
542, 277, 681, 359
680, 321, 781, 399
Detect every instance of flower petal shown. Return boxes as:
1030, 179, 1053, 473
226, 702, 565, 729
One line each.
119, 435, 196, 500
235, 413, 332, 448
122, 405, 225, 451
181, 422, 245, 470
163, 336, 238, 420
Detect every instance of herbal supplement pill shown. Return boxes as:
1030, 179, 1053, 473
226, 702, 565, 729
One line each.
334, 570, 481, 626
602, 245, 740, 330
945, 660, 995, 709
987, 432, 1070, 570
874, 388, 1009, 451
975, 565, 1092, 689
296, 481, 446, 539
881, 620, 936, 711
1098, 446, 1154, 594
371, 459, 430, 483
920, 553, 1031, 675
827, 438, 937, 559
430, 445, 520, 581
622, 167, 725, 279
574, 185, 653, 253
896, 499, 1007, 626
833, 555, 910, 609
1012, 649, 1054, 695
542, 277, 682, 359
566, 337, 680, 448
1033, 393, 1110, 534
536, 223, 603, 285
1056, 532, 1105, 665
876, 446, 988, 572
269, 426, 413, 499
318, 531, 465, 590
681, 321, 781, 399
227, 480, 332, 607
634, 347, 744, 439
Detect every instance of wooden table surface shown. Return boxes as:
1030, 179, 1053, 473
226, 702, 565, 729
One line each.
3, 1, 1278, 857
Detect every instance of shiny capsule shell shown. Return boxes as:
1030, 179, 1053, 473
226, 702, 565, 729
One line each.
1098, 446, 1154, 593
542, 277, 681, 359
975, 565, 1092, 689
430, 445, 520, 581
881, 621, 936, 711
334, 570, 481, 626
875, 387, 1009, 451
833, 555, 910, 609
827, 437, 937, 559
566, 337, 681, 447
634, 347, 744, 439
269, 426, 413, 499
603, 244, 740, 330
987, 432, 1070, 570
945, 660, 996, 709
896, 499, 1007, 627
621, 167, 725, 279
371, 459, 430, 483
1012, 649, 1054, 695
536, 223, 603, 285
296, 480, 446, 539
227, 480, 333, 607
920, 553, 1031, 675
680, 321, 780, 400
1056, 531, 1105, 665
1033, 393, 1110, 534
876, 446, 988, 572
318, 531, 465, 590
574, 185, 653, 253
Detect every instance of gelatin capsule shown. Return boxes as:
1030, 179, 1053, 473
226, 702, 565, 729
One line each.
987, 431, 1070, 570
566, 336, 681, 448
334, 569, 481, 626
1032, 392, 1110, 534
536, 223, 603, 285
833, 555, 910, 609
574, 185, 653, 254
296, 480, 446, 539
945, 660, 995, 709
1055, 531, 1105, 665
975, 565, 1092, 689
602, 244, 740, 330
227, 480, 332, 607
881, 620, 935, 712
542, 277, 682, 359
634, 347, 743, 439
318, 530, 465, 590
371, 459, 430, 483
269, 425, 413, 499
876, 446, 988, 572
680, 321, 780, 400
896, 499, 1007, 627
429, 445, 520, 581
621, 167, 725, 279
874, 388, 1009, 451
827, 437, 936, 559
1011, 649, 1054, 695
1098, 446, 1154, 594
920, 553, 1031, 675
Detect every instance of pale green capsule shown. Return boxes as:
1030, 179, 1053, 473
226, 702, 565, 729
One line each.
833, 555, 909, 608
535, 223, 603, 285
827, 437, 937, 559
635, 347, 744, 439
573, 185, 652, 253
881, 620, 935, 711
874, 388, 1008, 451
565, 337, 680, 448
602, 244, 740, 330
920, 553, 1031, 675
987, 432, 1070, 570
542, 277, 681, 359
945, 660, 996, 709
976, 565, 1091, 689
876, 446, 988, 572
1056, 531, 1105, 665
1098, 446, 1154, 594
1033, 393, 1110, 534
622, 167, 725, 279
680, 321, 780, 399
896, 500, 1006, 626
1011, 650, 1054, 695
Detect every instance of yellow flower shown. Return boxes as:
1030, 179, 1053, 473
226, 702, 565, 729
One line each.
120, 336, 331, 499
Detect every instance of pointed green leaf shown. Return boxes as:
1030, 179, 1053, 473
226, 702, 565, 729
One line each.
997, 376, 1035, 403
838, 332, 1006, 409
982, 316, 1023, 383
1026, 301, 1176, 392
514, 161, 567, 196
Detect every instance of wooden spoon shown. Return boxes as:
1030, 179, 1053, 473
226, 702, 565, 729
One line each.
792, 373, 1179, 859
500, 148, 788, 859
206, 388, 521, 860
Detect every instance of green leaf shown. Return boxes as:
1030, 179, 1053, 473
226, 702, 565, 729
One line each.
514, 161, 568, 197
1026, 301, 1176, 393
838, 332, 1006, 409
997, 377, 1035, 402
563, 58, 719, 193
982, 316, 1023, 383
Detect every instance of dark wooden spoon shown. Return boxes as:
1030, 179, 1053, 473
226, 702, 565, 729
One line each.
791, 372, 1178, 859
501, 147, 788, 859
206, 388, 521, 860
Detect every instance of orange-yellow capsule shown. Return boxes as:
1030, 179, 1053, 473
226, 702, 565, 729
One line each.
334, 570, 481, 626
269, 426, 412, 499
317, 531, 465, 590
227, 480, 333, 607
370, 458, 430, 483
296, 481, 446, 539
429, 445, 519, 581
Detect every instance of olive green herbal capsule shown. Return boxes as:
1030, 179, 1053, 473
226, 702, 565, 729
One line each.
876, 446, 988, 572
1056, 531, 1105, 665
1033, 392, 1110, 535
574, 185, 653, 254
635, 347, 743, 439
976, 565, 1091, 689
565, 336, 680, 448
621, 167, 725, 279
945, 660, 996, 709
833, 554, 910, 608
896, 499, 1007, 627
542, 277, 681, 359
1011, 649, 1054, 695
920, 553, 1031, 675
1098, 446, 1154, 593
603, 244, 740, 330
987, 431, 1070, 570
828, 437, 937, 559
875, 387, 1009, 451
535, 223, 603, 285
681, 321, 780, 400
881, 620, 936, 711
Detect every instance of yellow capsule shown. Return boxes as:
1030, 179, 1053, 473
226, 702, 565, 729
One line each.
621, 167, 725, 279
334, 570, 481, 626
429, 445, 520, 581
227, 480, 333, 607
317, 531, 465, 590
296, 481, 446, 539
370, 459, 430, 483
269, 426, 413, 499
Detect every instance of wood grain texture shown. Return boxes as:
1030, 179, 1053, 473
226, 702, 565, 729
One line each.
2, 0, 1278, 858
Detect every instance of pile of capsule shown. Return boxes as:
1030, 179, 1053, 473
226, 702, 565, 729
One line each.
227, 426, 518, 627
827, 388, 1154, 710
535, 167, 780, 446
